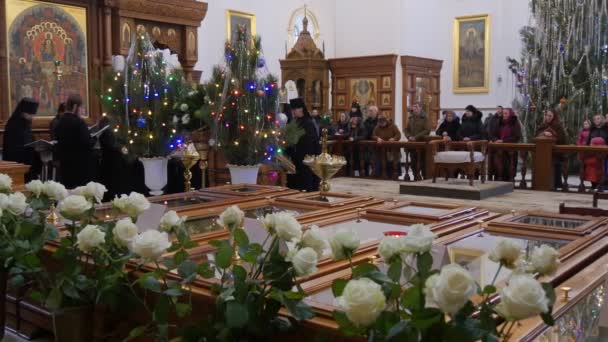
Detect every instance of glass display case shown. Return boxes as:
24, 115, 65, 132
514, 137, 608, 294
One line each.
199, 184, 299, 198
274, 191, 379, 208
365, 201, 487, 225
487, 211, 605, 237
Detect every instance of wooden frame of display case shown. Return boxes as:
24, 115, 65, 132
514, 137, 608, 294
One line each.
366, 200, 481, 224
506, 245, 608, 341
487, 211, 607, 238
274, 191, 376, 208
199, 184, 299, 198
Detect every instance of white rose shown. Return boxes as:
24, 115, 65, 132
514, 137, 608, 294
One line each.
0, 173, 13, 193
73, 182, 107, 204
113, 192, 150, 218
378, 236, 404, 263
495, 275, 549, 320
402, 224, 436, 254
58, 195, 92, 220
77, 225, 106, 252
160, 210, 186, 231
43, 181, 68, 201
329, 229, 360, 260
301, 226, 327, 258
180, 103, 189, 112
425, 264, 476, 315
262, 213, 276, 233
130, 230, 171, 261
337, 278, 387, 327
26, 180, 44, 197
273, 212, 302, 242
217, 205, 244, 231
113, 217, 139, 247
289, 247, 318, 276
0, 193, 9, 209
489, 238, 522, 269
7, 192, 28, 216
528, 245, 560, 276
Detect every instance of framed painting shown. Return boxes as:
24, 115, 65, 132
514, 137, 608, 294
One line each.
337, 79, 345, 90
381, 93, 391, 106
350, 78, 377, 107
4, 0, 89, 117
226, 9, 256, 44
453, 14, 490, 93
336, 95, 345, 106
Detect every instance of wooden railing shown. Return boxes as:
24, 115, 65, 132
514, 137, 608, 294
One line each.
325, 136, 608, 192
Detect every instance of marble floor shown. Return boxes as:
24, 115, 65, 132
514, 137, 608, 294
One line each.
329, 177, 607, 214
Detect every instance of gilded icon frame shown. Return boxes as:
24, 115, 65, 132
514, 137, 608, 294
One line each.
453, 14, 490, 93
226, 9, 256, 43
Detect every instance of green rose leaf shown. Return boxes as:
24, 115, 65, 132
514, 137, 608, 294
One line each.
234, 228, 249, 246
225, 301, 249, 328
352, 262, 379, 278
401, 286, 422, 312
416, 252, 433, 276
197, 262, 215, 279
333, 311, 362, 336
215, 244, 234, 269
140, 275, 162, 293
175, 302, 192, 318
387, 320, 416, 341
332, 278, 348, 297
153, 296, 170, 325
232, 265, 247, 282
164, 288, 183, 297
542, 282, 556, 307
126, 326, 146, 340
412, 308, 443, 330
178, 260, 197, 280
45, 287, 63, 310
173, 249, 189, 266
387, 259, 402, 283
482, 285, 497, 295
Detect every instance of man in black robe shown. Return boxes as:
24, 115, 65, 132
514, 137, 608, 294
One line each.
54, 94, 95, 188
286, 98, 320, 192
3, 98, 39, 180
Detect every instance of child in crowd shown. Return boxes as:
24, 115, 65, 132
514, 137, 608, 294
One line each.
576, 119, 591, 146
584, 137, 606, 189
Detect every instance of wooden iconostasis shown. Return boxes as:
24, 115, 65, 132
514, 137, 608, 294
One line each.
0, 0, 207, 142
329, 54, 398, 122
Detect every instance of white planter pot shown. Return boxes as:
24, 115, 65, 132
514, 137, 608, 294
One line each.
228, 165, 260, 185
140, 157, 168, 195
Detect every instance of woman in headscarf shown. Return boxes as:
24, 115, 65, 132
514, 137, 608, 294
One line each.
3, 97, 39, 180
436, 110, 460, 141
535, 108, 568, 189
285, 98, 320, 191
458, 105, 483, 141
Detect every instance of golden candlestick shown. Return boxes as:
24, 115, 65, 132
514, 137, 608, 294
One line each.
46, 203, 60, 225
303, 128, 346, 193
178, 143, 200, 192
53, 60, 63, 81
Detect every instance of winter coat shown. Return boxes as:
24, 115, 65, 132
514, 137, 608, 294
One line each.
372, 123, 402, 141
535, 120, 568, 144
458, 112, 483, 140
363, 117, 378, 140
404, 113, 430, 140
436, 117, 461, 141
483, 114, 501, 140
489, 114, 522, 143
349, 124, 367, 141
587, 125, 608, 145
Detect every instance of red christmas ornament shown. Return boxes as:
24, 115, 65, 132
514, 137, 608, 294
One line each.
266, 171, 279, 184
256, 89, 265, 97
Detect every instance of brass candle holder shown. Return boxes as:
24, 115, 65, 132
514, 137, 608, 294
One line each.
46, 203, 60, 225
178, 142, 200, 192
303, 128, 347, 193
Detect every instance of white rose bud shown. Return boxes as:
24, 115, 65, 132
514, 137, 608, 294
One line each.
301, 225, 328, 258
113, 192, 150, 218
0, 173, 13, 193
262, 213, 276, 233
113, 217, 139, 247
495, 275, 549, 320
160, 210, 186, 232
529, 245, 560, 276
489, 238, 522, 269
43, 181, 68, 201
26, 180, 44, 197
73, 182, 107, 204
289, 247, 318, 276
217, 205, 244, 231
401, 224, 436, 254
130, 230, 172, 261
6, 192, 28, 216
273, 212, 302, 242
329, 229, 360, 260
58, 195, 92, 220
76, 225, 106, 252
378, 236, 404, 263
0, 193, 9, 209
337, 278, 387, 327
425, 264, 476, 315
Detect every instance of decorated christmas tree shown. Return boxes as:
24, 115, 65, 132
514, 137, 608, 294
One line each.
206, 26, 293, 166
508, 0, 608, 141
99, 30, 193, 157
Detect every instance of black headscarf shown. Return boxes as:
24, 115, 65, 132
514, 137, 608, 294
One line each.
3, 97, 39, 165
